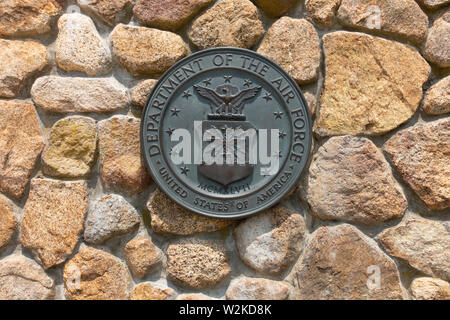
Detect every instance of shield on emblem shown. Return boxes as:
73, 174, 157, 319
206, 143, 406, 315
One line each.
198, 117, 255, 186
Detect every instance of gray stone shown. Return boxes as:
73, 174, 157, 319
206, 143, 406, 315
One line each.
234, 205, 306, 276
84, 194, 140, 244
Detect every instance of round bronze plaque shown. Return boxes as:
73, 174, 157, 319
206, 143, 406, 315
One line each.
141, 48, 312, 218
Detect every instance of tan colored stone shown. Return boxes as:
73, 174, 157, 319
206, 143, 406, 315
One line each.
84, 194, 140, 244
133, 0, 214, 31
111, 24, 190, 76
0, 255, 54, 300
147, 189, 233, 235
379, 218, 450, 281
287, 224, 404, 300
384, 118, 449, 210
0, 0, 62, 37
307, 136, 407, 225
98, 115, 151, 195
131, 282, 176, 300
176, 293, 212, 300
130, 79, 158, 108
304, 92, 317, 116
31, 76, 128, 113
64, 246, 132, 300
423, 76, 450, 115
21, 178, 88, 269
410, 277, 450, 300
315, 32, 430, 136
0, 100, 44, 199
253, 0, 300, 17
167, 238, 230, 289
337, 0, 429, 45
0, 39, 48, 98
226, 277, 291, 300
42, 116, 97, 178
0, 195, 17, 249
189, 0, 264, 50
77, 0, 133, 26
124, 237, 163, 279
55, 13, 112, 76
305, 0, 341, 27
416, 0, 450, 9
424, 12, 450, 68
234, 205, 306, 276
257, 18, 320, 84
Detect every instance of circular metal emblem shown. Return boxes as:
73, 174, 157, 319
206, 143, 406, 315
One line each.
141, 48, 312, 219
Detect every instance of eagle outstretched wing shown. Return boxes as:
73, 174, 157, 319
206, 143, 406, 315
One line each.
194, 85, 225, 113
230, 86, 262, 113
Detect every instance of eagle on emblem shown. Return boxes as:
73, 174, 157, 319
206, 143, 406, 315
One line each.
194, 83, 261, 115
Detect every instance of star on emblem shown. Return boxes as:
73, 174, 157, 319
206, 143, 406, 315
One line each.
224, 75, 232, 83
279, 130, 287, 138
170, 108, 180, 117
182, 90, 192, 99
263, 92, 272, 102
243, 79, 252, 87
203, 78, 212, 86
166, 128, 175, 136
274, 111, 283, 119
180, 166, 190, 175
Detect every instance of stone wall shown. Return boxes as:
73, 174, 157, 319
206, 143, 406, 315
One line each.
0, 0, 449, 300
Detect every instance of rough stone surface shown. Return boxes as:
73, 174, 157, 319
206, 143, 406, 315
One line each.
133, 0, 214, 31
98, 116, 151, 195
77, 0, 133, 26
0, 39, 48, 98
253, 0, 300, 17
226, 277, 291, 300
0, 255, 54, 300
423, 76, 450, 115
257, 17, 320, 84
304, 92, 317, 116
147, 189, 233, 235
288, 224, 404, 300
424, 12, 450, 68
234, 205, 306, 276
55, 13, 112, 76
0, 0, 62, 37
189, 0, 264, 50
111, 24, 190, 76
379, 219, 450, 281
410, 277, 450, 300
0, 100, 44, 199
307, 136, 407, 225
131, 282, 176, 300
416, 0, 450, 8
167, 238, 230, 289
337, 0, 429, 45
124, 237, 163, 279
21, 178, 88, 269
31, 76, 128, 113
84, 194, 140, 244
63, 246, 132, 300
42, 116, 97, 178
315, 32, 430, 136
0, 195, 17, 249
384, 118, 449, 210
130, 79, 158, 108
305, 0, 341, 27
176, 293, 212, 300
